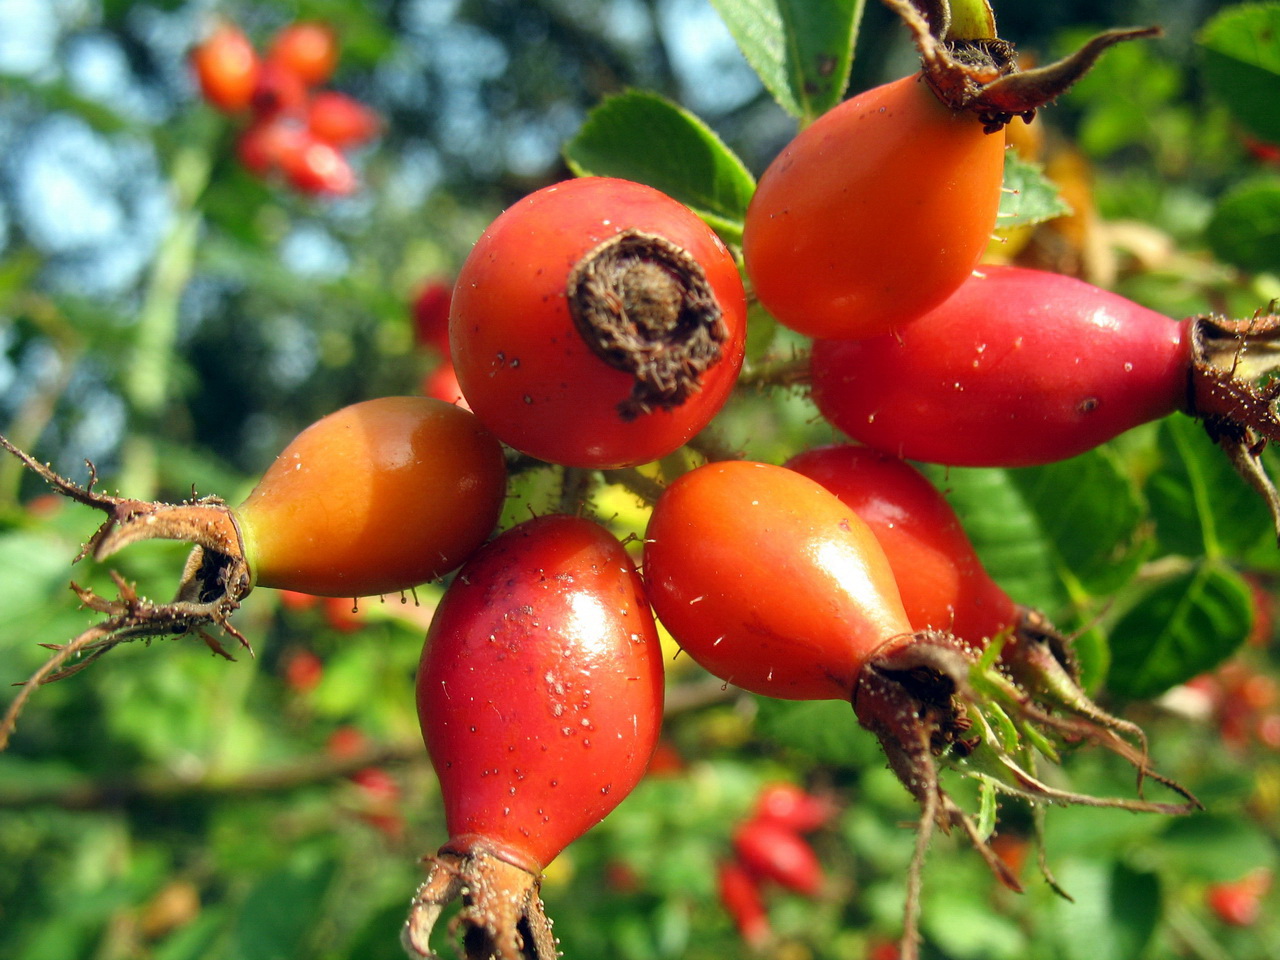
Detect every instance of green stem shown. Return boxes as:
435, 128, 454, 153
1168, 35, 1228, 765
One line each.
943, 0, 997, 40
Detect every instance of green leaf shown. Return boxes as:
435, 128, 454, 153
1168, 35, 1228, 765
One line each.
921, 466, 1063, 614
1153, 815, 1278, 883
563, 90, 756, 244
234, 852, 338, 960
1198, 3, 1280, 143
1107, 559, 1253, 699
1147, 416, 1274, 559
1048, 860, 1161, 960
1205, 177, 1280, 274
707, 0, 864, 123
996, 149, 1073, 230
751, 696, 883, 766
1005, 447, 1147, 595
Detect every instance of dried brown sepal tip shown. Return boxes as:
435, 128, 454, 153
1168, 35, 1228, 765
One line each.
851, 628, 1199, 960
1185, 313, 1280, 543
882, 0, 1161, 132
0, 433, 255, 750
567, 229, 728, 421
403, 847, 558, 960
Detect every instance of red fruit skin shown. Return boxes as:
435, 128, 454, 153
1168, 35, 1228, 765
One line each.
1206, 869, 1271, 927
279, 136, 357, 195
307, 91, 381, 148
421, 358, 470, 410
283, 648, 323, 693
718, 860, 771, 948
236, 117, 308, 176
733, 817, 824, 897
810, 265, 1189, 467
743, 74, 1005, 340
251, 60, 310, 118
191, 23, 260, 113
785, 445, 1016, 643
417, 515, 665, 873
643, 461, 912, 701
267, 21, 339, 87
450, 177, 747, 469
751, 782, 834, 834
412, 281, 453, 351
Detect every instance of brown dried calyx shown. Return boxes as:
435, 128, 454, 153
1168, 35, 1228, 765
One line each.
403, 846, 558, 960
851, 627, 1200, 960
882, 0, 1161, 132
568, 229, 728, 420
1185, 312, 1280, 542
0, 434, 252, 750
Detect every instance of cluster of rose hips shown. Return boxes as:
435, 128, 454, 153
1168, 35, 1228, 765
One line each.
190, 19, 380, 196
717, 783, 835, 949
6, 5, 1279, 960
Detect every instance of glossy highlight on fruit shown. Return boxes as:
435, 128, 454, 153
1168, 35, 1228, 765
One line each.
406, 514, 664, 959
785, 444, 1015, 642
643, 460, 912, 700
743, 74, 1005, 340
416, 514, 664, 871
451, 177, 747, 469
237, 396, 506, 597
810, 265, 1188, 466
191, 22, 260, 113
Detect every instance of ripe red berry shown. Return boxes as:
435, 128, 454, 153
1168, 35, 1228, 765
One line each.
732, 817, 824, 897
450, 177, 747, 468
278, 134, 358, 195
307, 90, 381, 148
718, 860, 771, 948
809, 265, 1187, 467
267, 21, 339, 87
406, 515, 665, 958
751, 782, 834, 834
251, 60, 310, 118
411, 281, 453, 351
191, 22, 260, 113
1206, 869, 1271, 927
236, 116, 308, 176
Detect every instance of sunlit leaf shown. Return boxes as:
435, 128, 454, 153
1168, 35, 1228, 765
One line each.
708, 0, 864, 123
564, 90, 756, 244
1198, 3, 1280, 143
1107, 559, 1253, 699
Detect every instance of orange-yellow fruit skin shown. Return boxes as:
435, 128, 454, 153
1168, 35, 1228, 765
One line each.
743, 74, 1006, 340
237, 396, 506, 597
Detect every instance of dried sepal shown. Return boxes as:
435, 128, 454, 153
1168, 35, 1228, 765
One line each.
1186, 313, 1280, 542
403, 847, 558, 960
0, 434, 256, 749
881, 0, 1160, 131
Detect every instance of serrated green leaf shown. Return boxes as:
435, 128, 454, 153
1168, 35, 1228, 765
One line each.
921, 466, 1063, 614
1198, 3, 1280, 143
1006, 447, 1147, 594
996, 149, 1072, 229
1205, 177, 1280, 274
708, 0, 864, 123
1148, 416, 1274, 559
563, 90, 755, 244
1107, 559, 1253, 699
